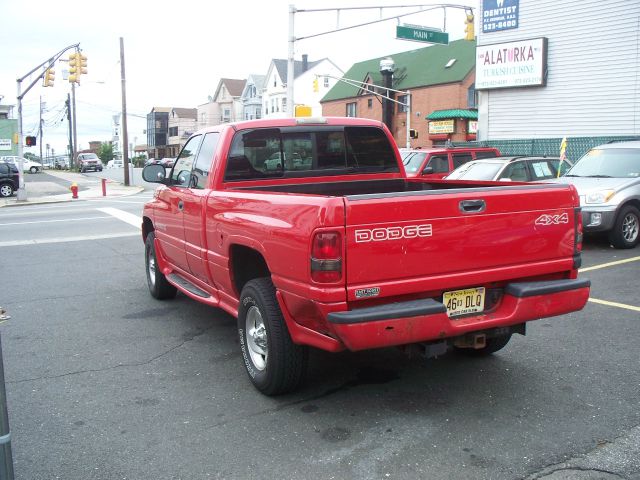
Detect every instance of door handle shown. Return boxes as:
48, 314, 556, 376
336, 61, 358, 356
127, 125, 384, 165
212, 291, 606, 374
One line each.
459, 199, 486, 214
178, 200, 184, 211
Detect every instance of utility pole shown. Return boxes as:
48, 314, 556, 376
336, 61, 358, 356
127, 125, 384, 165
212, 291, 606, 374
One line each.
71, 83, 77, 170
39, 97, 44, 164
120, 37, 130, 186
286, 3, 471, 117
66, 94, 73, 167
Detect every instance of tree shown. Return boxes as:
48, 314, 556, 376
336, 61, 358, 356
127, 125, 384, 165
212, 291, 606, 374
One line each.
98, 143, 114, 163
24, 152, 40, 161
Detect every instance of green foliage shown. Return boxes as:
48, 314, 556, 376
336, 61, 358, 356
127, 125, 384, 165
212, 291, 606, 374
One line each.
98, 143, 114, 163
24, 152, 39, 161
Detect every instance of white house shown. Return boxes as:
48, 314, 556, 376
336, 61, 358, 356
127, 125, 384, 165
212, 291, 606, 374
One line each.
241, 74, 266, 120
262, 55, 343, 118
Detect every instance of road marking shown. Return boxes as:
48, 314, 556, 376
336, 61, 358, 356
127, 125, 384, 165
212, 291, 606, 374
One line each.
588, 298, 640, 312
97, 207, 142, 229
580, 256, 640, 272
0, 216, 111, 226
0, 232, 140, 247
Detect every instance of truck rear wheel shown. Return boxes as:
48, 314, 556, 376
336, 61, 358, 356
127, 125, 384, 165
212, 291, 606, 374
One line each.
454, 334, 512, 356
608, 205, 640, 249
238, 278, 308, 395
145, 232, 177, 300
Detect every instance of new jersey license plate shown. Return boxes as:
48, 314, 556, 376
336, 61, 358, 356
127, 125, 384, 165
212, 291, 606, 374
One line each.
443, 287, 485, 317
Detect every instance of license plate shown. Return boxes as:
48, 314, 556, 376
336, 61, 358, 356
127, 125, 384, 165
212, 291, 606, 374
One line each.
443, 287, 485, 318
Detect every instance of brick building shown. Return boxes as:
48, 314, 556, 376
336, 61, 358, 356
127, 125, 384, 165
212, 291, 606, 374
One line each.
320, 39, 477, 148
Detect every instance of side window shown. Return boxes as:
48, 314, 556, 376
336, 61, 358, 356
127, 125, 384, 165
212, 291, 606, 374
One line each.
171, 135, 202, 186
452, 153, 473, 169
501, 161, 529, 181
426, 155, 449, 173
191, 133, 220, 189
528, 160, 556, 180
0, 164, 8, 174
474, 150, 499, 160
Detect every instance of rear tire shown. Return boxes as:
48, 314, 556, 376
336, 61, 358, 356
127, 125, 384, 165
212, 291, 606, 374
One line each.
238, 278, 308, 395
454, 334, 512, 357
145, 232, 177, 300
608, 205, 640, 249
0, 183, 14, 197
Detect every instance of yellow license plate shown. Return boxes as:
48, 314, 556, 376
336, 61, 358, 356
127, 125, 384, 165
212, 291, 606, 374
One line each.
443, 287, 485, 318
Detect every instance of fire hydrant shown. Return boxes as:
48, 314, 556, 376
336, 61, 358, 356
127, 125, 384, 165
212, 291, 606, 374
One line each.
70, 182, 79, 199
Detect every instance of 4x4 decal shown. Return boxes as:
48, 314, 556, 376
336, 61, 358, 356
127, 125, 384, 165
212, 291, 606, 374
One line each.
535, 213, 569, 225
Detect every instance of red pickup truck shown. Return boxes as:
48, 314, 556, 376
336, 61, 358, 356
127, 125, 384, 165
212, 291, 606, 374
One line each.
141, 117, 590, 395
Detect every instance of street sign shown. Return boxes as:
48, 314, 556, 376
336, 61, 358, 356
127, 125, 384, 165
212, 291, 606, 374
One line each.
396, 25, 449, 44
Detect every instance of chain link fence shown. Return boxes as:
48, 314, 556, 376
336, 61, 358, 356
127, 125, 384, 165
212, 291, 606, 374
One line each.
454, 136, 640, 163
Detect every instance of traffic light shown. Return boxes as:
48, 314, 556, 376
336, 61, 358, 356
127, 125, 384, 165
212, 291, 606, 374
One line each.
68, 51, 88, 84
26, 136, 37, 146
409, 129, 419, 139
43, 68, 55, 87
312, 77, 319, 93
465, 13, 475, 41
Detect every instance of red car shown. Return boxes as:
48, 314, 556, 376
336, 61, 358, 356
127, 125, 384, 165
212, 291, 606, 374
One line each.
141, 117, 589, 395
400, 146, 501, 178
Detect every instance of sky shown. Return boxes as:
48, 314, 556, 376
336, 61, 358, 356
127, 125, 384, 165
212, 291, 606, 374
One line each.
0, 0, 476, 157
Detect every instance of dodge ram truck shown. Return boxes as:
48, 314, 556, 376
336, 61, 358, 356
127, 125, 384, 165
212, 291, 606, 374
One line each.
141, 117, 590, 395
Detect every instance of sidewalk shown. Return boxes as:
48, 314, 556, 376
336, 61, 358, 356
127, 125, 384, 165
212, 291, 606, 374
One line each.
0, 170, 144, 207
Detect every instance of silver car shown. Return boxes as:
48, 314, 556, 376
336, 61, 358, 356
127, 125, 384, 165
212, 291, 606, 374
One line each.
552, 141, 640, 249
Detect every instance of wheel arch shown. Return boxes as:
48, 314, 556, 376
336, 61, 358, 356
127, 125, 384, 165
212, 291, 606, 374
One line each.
141, 216, 154, 241
230, 244, 271, 297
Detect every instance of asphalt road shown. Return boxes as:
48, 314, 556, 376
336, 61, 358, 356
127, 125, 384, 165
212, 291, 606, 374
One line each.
0, 195, 638, 480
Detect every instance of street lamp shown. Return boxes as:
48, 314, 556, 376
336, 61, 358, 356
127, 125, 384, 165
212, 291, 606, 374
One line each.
380, 58, 395, 131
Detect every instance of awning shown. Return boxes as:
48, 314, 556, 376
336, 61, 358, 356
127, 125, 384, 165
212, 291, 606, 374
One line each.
427, 109, 478, 120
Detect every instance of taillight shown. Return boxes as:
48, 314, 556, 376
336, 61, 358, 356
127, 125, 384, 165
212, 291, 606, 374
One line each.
311, 231, 342, 283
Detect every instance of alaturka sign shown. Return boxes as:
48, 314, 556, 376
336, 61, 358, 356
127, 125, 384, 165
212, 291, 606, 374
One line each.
475, 37, 547, 90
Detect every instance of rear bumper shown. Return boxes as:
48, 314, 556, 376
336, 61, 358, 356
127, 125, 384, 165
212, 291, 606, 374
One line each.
323, 278, 590, 351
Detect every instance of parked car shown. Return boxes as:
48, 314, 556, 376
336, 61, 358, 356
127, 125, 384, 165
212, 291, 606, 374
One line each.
107, 159, 124, 169
76, 153, 103, 172
0, 160, 20, 197
549, 141, 640, 249
145, 158, 174, 168
0, 156, 43, 174
445, 156, 573, 182
400, 146, 501, 179
55, 158, 69, 170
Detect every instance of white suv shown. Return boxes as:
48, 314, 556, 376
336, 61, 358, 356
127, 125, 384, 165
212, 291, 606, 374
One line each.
0, 156, 43, 174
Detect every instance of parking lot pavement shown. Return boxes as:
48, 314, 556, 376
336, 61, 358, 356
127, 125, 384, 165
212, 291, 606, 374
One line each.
0, 170, 143, 207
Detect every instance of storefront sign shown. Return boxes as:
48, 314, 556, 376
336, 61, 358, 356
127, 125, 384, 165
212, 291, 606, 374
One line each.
429, 120, 455, 135
468, 121, 478, 134
476, 37, 547, 90
0, 139, 12, 151
482, 0, 519, 33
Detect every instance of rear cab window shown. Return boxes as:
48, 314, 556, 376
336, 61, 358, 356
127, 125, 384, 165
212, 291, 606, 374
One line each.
224, 126, 399, 181
452, 153, 473, 169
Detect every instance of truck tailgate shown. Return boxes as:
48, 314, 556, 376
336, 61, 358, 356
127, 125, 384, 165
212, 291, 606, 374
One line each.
344, 185, 578, 299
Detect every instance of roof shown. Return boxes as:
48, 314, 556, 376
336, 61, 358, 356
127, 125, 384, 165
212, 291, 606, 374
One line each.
272, 58, 324, 82
427, 109, 478, 120
171, 108, 197, 119
220, 78, 247, 97
322, 39, 475, 102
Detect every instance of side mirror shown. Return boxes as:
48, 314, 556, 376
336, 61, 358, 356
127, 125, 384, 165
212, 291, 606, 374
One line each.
142, 164, 167, 183
422, 166, 434, 175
